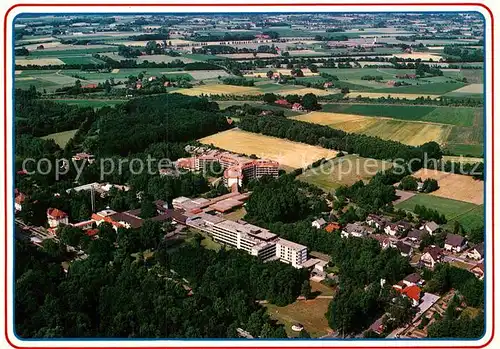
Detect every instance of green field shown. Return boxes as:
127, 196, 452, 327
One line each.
29, 47, 118, 57
59, 56, 106, 65
298, 154, 393, 192
395, 194, 483, 230
49, 99, 127, 108
443, 143, 484, 157
322, 104, 436, 120
41, 129, 78, 147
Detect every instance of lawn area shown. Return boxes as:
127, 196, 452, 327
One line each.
310, 281, 335, 297
298, 154, 393, 192
41, 129, 78, 147
49, 99, 127, 108
265, 298, 333, 338
395, 194, 483, 230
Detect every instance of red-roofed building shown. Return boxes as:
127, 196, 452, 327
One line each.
325, 222, 341, 233
394, 283, 422, 307
83, 83, 98, 89
275, 99, 290, 107
323, 82, 334, 89
47, 208, 69, 228
136, 83, 142, 89
86, 229, 99, 239
255, 34, 271, 40
17, 169, 28, 175
470, 262, 484, 280
292, 103, 303, 111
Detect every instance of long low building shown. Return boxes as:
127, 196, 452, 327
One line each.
176, 150, 279, 187
186, 213, 308, 268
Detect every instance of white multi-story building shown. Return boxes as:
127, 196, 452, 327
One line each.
186, 213, 308, 268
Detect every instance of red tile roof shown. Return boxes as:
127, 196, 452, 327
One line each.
47, 208, 68, 219
402, 285, 421, 302
325, 222, 341, 233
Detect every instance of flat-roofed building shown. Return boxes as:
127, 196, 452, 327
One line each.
276, 238, 308, 268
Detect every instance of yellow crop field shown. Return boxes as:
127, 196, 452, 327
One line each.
292, 111, 452, 146
199, 128, 338, 169
16, 58, 65, 66
346, 92, 441, 100
442, 156, 483, 163
175, 84, 262, 96
412, 168, 484, 204
392, 53, 444, 60
448, 83, 483, 94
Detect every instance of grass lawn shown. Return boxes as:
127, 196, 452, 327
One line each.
49, 99, 127, 108
395, 194, 483, 229
41, 129, 78, 147
310, 281, 336, 297
298, 154, 393, 192
265, 298, 333, 338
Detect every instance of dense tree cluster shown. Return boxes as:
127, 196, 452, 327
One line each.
414, 205, 447, 224
221, 77, 255, 86
444, 45, 484, 62
245, 176, 327, 224
95, 94, 230, 156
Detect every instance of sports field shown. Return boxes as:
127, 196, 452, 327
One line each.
412, 168, 484, 204
395, 194, 483, 231
199, 128, 338, 169
292, 112, 452, 146
298, 154, 393, 192
41, 129, 78, 148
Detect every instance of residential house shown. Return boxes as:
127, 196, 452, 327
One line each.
420, 221, 440, 235
366, 214, 387, 229
325, 222, 341, 233
420, 246, 442, 269
444, 233, 467, 253
341, 222, 367, 238
393, 283, 422, 307
323, 81, 334, 89
275, 99, 290, 107
312, 218, 327, 229
467, 242, 484, 261
384, 222, 398, 236
47, 208, 69, 228
15, 191, 26, 212
407, 229, 424, 244
72, 152, 95, 163
396, 241, 413, 257
403, 273, 424, 287
397, 220, 413, 232
368, 315, 386, 335
470, 262, 484, 280
291, 103, 303, 111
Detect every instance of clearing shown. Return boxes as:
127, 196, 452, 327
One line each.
199, 128, 338, 170
41, 129, 78, 148
298, 154, 393, 192
412, 168, 484, 205
264, 298, 333, 338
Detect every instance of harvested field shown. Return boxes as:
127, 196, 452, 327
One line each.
446, 83, 483, 95
15, 70, 22, 75
276, 87, 332, 96
442, 156, 483, 164
175, 84, 261, 96
265, 298, 333, 338
218, 53, 278, 59
391, 53, 443, 60
199, 128, 338, 169
185, 70, 230, 80
277, 68, 320, 77
393, 190, 416, 205
111, 68, 120, 73
292, 112, 452, 146
298, 154, 393, 192
16, 58, 65, 66
412, 168, 484, 204
346, 92, 440, 100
